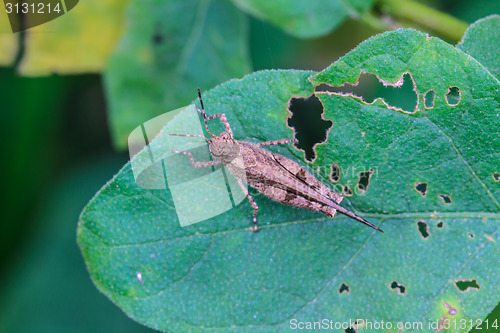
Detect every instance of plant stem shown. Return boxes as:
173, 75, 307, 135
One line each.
359, 10, 391, 32
377, 0, 469, 43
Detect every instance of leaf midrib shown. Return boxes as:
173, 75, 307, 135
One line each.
83, 209, 499, 250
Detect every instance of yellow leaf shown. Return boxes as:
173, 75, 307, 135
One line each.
0, 8, 18, 65
19, 0, 130, 76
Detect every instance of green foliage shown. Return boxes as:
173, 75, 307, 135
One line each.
0, 0, 498, 332
105, 0, 250, 149
230, 0, 376, 38
311, 28, 500, 214
78, 28, 499, 332
457, 15, 500, 80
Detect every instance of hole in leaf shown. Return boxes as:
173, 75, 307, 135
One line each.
288, 95, 332, 161
455, 279, 480, 292
345, 328, 356, 333
445, 86, 461, 106
417, 220, 429, 238
493, 172, 500, 182
439, 194, 452, 204
437, 220, 444, 228
316, 72, 418, 113
330, 163, 340, 183
343, 185, 353, 197
424, 89, 435, 109
414, 182, 428, 197
357, 169, 374, 192
339, 283, 350, 294
467, 232, 474, 239
390, 281, 406, 294
353, 319, 363, 327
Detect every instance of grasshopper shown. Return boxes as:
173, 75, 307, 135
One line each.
170, 89, 383, 233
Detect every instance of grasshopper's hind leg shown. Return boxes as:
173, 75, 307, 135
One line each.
236, 179, 259, 232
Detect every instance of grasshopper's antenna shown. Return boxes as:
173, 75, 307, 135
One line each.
169, 133, 209, 142
198, 88, 214, 137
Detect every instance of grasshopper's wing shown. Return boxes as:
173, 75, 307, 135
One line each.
271, 153, 343, 204
272, 153, 383, 231
250, 180, 333, 214
239, 143, 336, 207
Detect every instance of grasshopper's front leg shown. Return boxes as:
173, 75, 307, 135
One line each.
206, 113, 233, 137
196, 106, 234, 137
171, 149, 221, 168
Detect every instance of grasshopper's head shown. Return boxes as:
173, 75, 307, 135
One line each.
208, 131, 240, 163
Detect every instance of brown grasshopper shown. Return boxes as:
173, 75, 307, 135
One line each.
170, 89, 383, 233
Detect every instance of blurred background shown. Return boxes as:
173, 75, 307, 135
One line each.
0, 0, 498, 332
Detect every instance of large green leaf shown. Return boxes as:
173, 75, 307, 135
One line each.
310, 28, 500, 330
230, 0, 376, 39
457, 15, 500, 80
78, 30, 499, 332
105, 0, 251, 149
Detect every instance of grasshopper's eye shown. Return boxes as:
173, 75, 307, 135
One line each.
220, 131, 230, 139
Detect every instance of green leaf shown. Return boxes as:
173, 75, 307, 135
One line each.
457, 15, 500, 81
105, 0, 251, 150
311, 28, 500, 215
310, 28, 499, 328
79, 30, 499, 332
230, 0, 376, 38
18, 0, 130, 75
